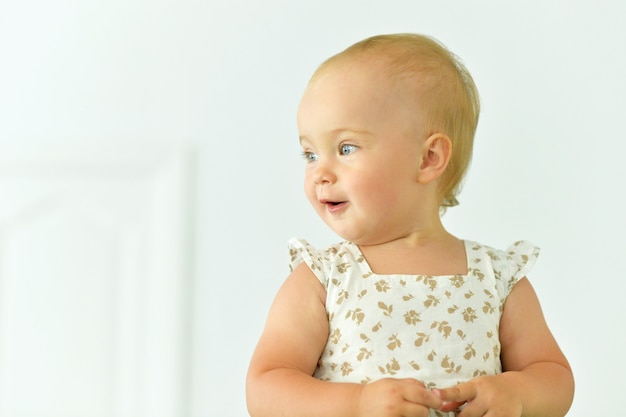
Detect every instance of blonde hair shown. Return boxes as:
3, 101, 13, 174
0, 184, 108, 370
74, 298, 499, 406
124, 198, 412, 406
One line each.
313, 34, 480, 209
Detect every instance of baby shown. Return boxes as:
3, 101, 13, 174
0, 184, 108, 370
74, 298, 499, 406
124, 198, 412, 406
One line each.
247, 33, 574, 417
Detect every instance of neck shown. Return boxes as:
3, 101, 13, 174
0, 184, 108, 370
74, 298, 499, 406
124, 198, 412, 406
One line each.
356, 227, 466, 276
363, 227, 456, 251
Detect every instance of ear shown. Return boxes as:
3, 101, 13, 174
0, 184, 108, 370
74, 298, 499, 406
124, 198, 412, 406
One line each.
417, 133, 452, 183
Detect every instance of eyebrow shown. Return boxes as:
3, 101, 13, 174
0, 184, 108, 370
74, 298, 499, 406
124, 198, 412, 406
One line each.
299, 128, 372, 143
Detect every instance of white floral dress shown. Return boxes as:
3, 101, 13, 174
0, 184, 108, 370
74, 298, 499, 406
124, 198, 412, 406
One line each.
288, 238, 539, 417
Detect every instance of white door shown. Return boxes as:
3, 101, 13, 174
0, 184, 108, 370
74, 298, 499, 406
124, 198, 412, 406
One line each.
0, 142, 190, 417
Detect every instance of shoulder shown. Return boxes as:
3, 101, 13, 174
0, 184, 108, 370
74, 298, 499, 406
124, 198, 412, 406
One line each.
466, 239, 540, 300
288, 238, 354, 287
467, 240, 539, 272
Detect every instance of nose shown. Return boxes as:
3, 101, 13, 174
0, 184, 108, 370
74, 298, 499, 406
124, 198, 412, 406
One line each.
312, 159, 337, 185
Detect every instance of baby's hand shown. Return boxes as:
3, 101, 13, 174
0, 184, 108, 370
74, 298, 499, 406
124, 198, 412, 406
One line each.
358, 378, 442, 417
433, 375, 523, 416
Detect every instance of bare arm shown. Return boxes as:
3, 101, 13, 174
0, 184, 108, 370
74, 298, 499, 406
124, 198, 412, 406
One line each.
434, 278, 575, 416
246, 263, 442, 417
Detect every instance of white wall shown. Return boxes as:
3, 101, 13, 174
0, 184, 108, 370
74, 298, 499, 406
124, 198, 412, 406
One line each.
1, 1, 625, 416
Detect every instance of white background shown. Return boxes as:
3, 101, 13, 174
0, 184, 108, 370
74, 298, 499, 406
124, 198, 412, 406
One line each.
1, 1, 625, 416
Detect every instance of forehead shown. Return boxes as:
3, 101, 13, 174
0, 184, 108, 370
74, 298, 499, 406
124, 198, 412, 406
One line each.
299, 66, 387, 128
303, 61, 388, 104
297, 59, 423, 134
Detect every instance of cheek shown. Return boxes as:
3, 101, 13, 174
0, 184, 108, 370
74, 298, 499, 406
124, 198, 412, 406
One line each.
356, 166, 415, 205
347, 172, 389, 206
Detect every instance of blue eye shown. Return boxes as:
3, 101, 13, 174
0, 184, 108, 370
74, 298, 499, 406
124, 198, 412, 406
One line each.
301, 151, 318, 163
340, 144, 358, 155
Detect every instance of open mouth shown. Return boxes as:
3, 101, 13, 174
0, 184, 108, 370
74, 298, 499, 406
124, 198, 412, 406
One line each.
321, 198, 343, 206
322, 200, 348, 212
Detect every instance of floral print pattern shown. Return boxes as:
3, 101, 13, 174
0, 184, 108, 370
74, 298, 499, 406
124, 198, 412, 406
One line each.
289, 238, 539, 417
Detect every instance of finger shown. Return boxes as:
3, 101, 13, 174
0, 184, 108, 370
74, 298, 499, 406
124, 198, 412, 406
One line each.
404, 390, 443, 408
456, 399, 487, 417
398, 378, 427, 389
438, 399, 467, 413
433, 382, 477, 403
403, 380, 442, 408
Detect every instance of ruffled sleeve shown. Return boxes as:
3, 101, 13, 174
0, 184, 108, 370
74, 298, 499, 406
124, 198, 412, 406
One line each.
503, 240, 540, 294
475, 240, 540, 305
288, 238, 329, 288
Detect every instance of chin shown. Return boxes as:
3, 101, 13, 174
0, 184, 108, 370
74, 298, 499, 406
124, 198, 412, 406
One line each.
326, 226, 356, 243
332, 230, 376, 246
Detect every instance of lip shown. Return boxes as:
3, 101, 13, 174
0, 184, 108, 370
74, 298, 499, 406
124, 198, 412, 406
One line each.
321, 199, 348, 214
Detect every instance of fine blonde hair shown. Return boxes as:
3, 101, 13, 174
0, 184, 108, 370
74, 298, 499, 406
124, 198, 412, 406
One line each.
313, 34, 480, 209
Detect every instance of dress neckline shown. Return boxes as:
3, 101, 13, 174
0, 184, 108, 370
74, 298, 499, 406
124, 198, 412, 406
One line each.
343, 239, 473, 279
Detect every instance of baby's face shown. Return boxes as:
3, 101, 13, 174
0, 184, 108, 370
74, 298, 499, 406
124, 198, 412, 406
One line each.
297, 61, 430, 245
